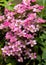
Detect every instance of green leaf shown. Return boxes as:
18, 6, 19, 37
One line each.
7, 63, 12, 65
37, 55, 41, 61
42, 48, 46, 60
37, 0, 46, 6
38, 64, 41, 65
41, 24, 46, 27
5, 56, 17, 65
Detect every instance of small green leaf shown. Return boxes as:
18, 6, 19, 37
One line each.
7, 63, 12, 65
37, 55, 41, 61
42, 48, 46, 60
6, 56, 17, 65
38, 64, 41, 65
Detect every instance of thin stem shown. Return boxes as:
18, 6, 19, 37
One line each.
26, 60, 31, 65
33, 61, 35, 65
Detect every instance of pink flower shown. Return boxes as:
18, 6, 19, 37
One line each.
38, 6, 44, 10
25, 34, 34, 39
29, 40, 37, 47
31, 0, 36, 2
0, 24, 4, 29
10, 36, 17, 43
9, 22, 15, 30
18, 57, 23, 62
29, 53, 36, 59
4, 8, 9, 15
32, 4, 42, 12
32, 4, 39, 8
0, 0, 46, 62
27, 13, 37, 20
5, 32, 12, 40
14, 4, 26, 14
37, 18, 45, 23
14, 3, 32, 14
33, 8, 41, 12
3, 21, 10, 27
0, 16, 5, 21
27, 25, 37, 33
22, 0, 31, 5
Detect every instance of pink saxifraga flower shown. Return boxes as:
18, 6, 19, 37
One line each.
31, 0, 36, 2
37, 18, 45, 23
0, 0, 46, 62
0, 16, 5, 21
14, 4, 26, 14
22, 0, 31, 5
3, 21, 11, 27
10, 36, 17, 43
5, 32, 13, 40
29, 53, 37, 59
26, 40, 37, 47
38, 6, 44, 10
0, 24, 4, 29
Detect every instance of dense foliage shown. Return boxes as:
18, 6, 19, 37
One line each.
0, 0, 46, 65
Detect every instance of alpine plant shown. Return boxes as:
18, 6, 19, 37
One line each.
0, 0, 46, 62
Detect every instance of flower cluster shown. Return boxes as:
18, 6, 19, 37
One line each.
0, 0, 46, 62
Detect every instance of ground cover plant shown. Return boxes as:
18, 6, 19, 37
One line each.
0, 0, 46, 65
